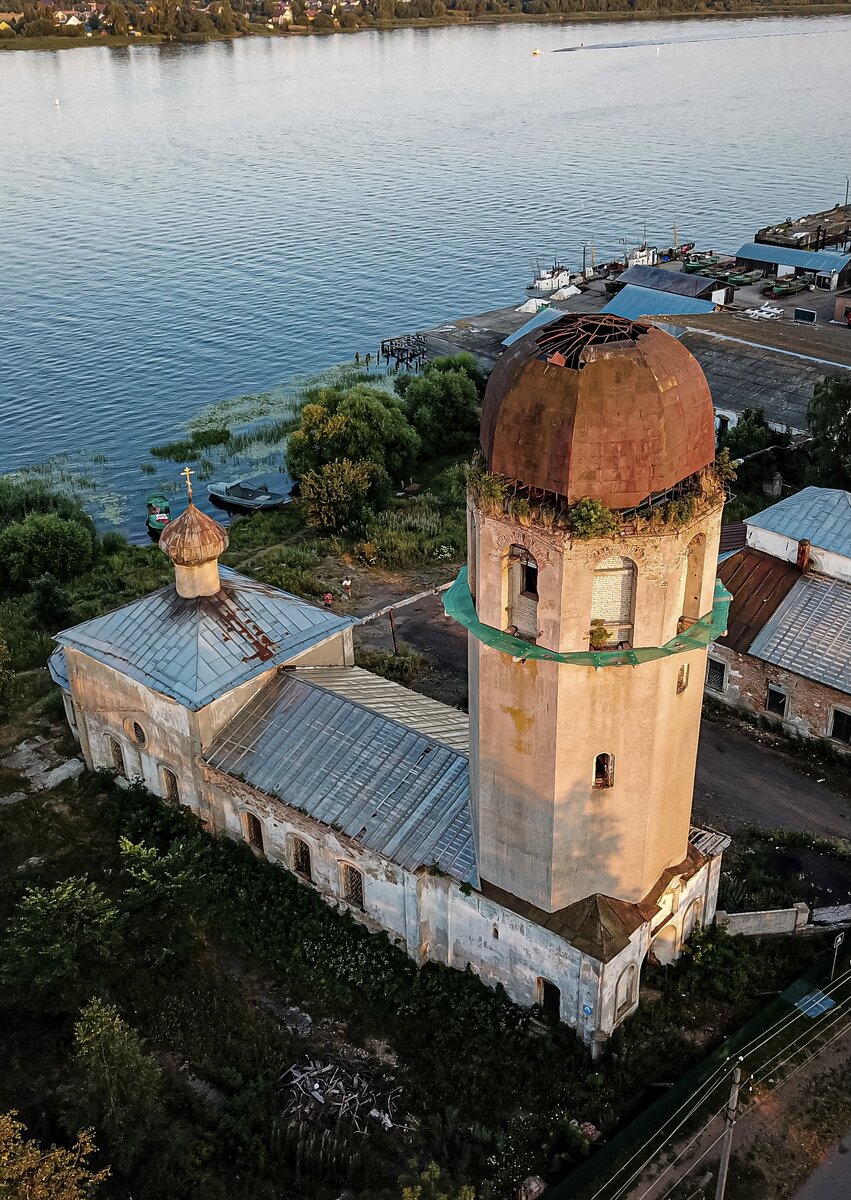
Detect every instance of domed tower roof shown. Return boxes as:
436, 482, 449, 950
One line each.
481, 313, 716, 509
160, 501, 229, 566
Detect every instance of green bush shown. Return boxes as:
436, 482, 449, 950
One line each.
286, 385, 420, 482
0, 513, 95, 591
566, 498, 619, 540
401, 366, 480, 457
355, 644, 431, 685
301, 459, 383, 533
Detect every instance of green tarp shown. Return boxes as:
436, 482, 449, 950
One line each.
442, 567, 731, 667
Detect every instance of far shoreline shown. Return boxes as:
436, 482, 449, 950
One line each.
3, 3, 851, 52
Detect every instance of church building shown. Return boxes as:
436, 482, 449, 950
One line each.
49, 313, 730, 1051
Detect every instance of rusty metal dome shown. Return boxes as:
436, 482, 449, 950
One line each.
160, 502, 229, 567
480, 313, 716, 509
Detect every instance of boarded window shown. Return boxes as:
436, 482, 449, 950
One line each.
245, 812, 265, 855
161, 768, 179, 804
616, 963, 637, 1020
593, 753, 615, 789
766, 685, 787, 717
107, 736, 125, 777
292, 837, 312, 881
538, 978, 561, 1017
706, 659, 726, 693
677, 663, 689, 695
831, 709, 851, 744
591, 557, 636, 647
506, 545, 539, 641
341, 863, 364, 910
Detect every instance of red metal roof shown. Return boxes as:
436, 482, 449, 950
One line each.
716, 547, 800, 653
480, 314, 716, 509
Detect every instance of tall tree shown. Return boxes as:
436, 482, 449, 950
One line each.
0, 1112, 108, 1200
807, 372, 851, 487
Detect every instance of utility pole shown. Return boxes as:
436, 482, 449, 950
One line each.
714, 1066, 742, 1200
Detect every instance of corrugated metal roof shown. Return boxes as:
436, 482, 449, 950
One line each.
616, 264, 719, 297
205, 670, 477, 884
502, 306, 562, 347
716, 548, 800, 652
735, 241, 851, 273
54, 566, 353, 711
690, 826, 732, 857
719, 522, 747, 555
749, 574, 851, 693
296, 666, 469, 753
746, 487, 851, 559
602, 285, 716, 321
48, 646, 69, 690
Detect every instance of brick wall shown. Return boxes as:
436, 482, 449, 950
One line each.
705, 644, 851, 751
716, 905, 809, 936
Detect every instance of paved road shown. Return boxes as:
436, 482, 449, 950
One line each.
793, 1132, 851, 1200
694, 723, 851, 839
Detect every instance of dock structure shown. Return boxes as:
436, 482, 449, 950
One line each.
380, 333, 427, 371
754, 204, 851, 252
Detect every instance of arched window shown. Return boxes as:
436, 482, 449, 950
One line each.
341, 863, 364, 910
591, 556, 636, 648
616, 963, 638, 1020
505, 545, 539, 641
124, 719, 147, 748
681, 899, 703, 944
680, 535, 706, 629
677, 663, 689, 695
593, 753, 615, 789
107, 736, 125, 777
161, 768, 179, 804
244, 812, 265, 856
291, 836, 312, 881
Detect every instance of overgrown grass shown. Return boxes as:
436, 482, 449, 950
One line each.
355, 644, 432, 685
718, 826, 851, 913
149, 427, 231, 461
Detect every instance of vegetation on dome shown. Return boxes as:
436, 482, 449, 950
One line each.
465, 454, 726, 540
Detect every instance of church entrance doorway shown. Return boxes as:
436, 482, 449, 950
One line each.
538, 978, 561, 1017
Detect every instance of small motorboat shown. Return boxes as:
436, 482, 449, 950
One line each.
145, 494, 171, 540
532, 46, 542, 56
207, 473, 291, 512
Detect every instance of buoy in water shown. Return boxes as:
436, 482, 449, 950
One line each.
531, 47, 542, 56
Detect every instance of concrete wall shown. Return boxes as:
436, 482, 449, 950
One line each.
746, 526, 851, 585
469, 490, 723, 912
716, 904, 809, 936
707, 643, 851, 751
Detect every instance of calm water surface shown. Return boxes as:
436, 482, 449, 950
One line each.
2, 16, 850, 528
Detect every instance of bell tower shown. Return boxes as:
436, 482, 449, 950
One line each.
462, 315, 725, 915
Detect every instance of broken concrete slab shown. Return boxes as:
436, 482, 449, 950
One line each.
0, 792, 27, 807
41, 759, 85, 791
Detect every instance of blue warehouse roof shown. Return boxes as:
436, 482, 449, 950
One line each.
602, 285, 717, 321
749, 574, 851, 694
53, 566, 353, 710
205, 668, 478, 883
746, 487, 851, 560
502, 305, 562, 347
735, 242, 851, 273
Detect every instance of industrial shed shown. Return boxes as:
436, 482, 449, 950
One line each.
614, 263, 723, 300
602, 285, 716, 322
734, 242, 851, 290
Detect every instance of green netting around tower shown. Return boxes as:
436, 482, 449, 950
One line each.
442, 567, 731, 668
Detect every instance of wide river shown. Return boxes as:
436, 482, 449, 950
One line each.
2, 15, 850, 529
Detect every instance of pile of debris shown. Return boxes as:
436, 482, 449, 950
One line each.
279, 1058, 407, 1135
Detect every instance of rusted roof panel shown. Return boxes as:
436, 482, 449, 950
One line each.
716, 548, 800, 652
481, 314, 716, 509
54, 567, 353, 710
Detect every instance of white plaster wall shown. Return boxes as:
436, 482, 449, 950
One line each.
746, 526, 851, 583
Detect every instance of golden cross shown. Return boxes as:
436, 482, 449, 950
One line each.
181, 465, 194, 501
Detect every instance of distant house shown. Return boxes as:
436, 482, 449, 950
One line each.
707, 487, 851, 752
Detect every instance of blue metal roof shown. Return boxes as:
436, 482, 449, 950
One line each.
602, 286, 717, 321
735, 242, 851, 274
746, 487, 851, 559
616, 265, 719, 298
749, 574, 851, 694
54, 566, 353, 711
48, 646, 69, 690
205, 669, 477, 883
502, 306, 562, 347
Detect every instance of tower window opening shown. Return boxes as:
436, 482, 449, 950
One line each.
537, 978, 561, 1017
107, 736, 125, 777
591, 556, 636, 648
244, 812, 265, 856
679, 535, 706, 629
593, 753, 615, 789
291, 836, 312, 881
677, 663, 690, 695
161, 768, 179, 804
506, 545, 539, 641
341, 863, 364, 910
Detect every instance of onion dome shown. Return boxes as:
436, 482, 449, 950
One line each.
480, 313, 716, 509
160, 501, 229, 566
